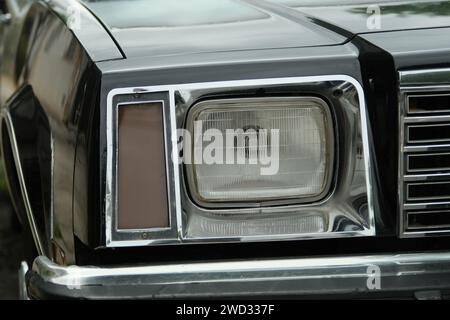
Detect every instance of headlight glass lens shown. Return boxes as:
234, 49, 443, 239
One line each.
186, 97, 333, 205
187, 213, 326, 238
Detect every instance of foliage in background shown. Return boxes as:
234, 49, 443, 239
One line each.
0, 161, 8, 194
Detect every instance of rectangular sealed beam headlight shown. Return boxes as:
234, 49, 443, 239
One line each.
185, 97, 334, 206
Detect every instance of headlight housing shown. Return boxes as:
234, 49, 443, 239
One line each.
105, 76, 375, 247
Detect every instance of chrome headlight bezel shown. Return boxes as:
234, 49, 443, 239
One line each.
104, 76, 376, 247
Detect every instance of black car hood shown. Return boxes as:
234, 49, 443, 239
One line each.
285, 0, 450, 34
83, 0, 450, 59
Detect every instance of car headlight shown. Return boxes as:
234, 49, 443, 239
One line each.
185, 97, 334, 206
105, 76, 375, 246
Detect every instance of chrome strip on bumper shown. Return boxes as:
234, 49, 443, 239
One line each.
29, 252, 450, 299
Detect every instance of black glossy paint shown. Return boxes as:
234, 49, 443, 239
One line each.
0, 0, 108, 264
361, 27, 450, 69
84, 0, 348, 59
82, 0, 450, 59
277, 0, 450, 34
6, 87, 52, 254
47, 0, 123, 61
351, 36, 398, 235
1, 0, 450, 266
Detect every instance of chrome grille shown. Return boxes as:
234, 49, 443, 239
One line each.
400, 89, 450, 236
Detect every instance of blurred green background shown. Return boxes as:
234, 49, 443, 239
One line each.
0, 162, 8, 194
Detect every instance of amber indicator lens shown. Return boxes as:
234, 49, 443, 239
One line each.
117, 102, 169, 230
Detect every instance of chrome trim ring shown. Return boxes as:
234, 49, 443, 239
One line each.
106, 75, 375, 247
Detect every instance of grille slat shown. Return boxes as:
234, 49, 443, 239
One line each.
404, 172, 450, 182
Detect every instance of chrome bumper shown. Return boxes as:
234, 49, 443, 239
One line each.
27, 252, 450, 299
